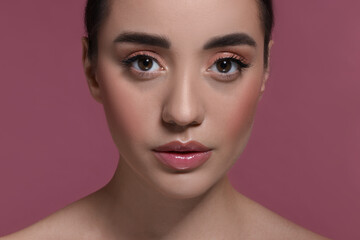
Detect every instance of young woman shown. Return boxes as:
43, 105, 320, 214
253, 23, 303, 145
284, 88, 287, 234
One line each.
1, 0, 330, 239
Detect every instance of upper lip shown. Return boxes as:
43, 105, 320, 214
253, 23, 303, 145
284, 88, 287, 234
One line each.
152, 140, 211, 152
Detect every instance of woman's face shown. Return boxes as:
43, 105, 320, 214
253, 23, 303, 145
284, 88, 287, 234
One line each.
85, 0, 269, 199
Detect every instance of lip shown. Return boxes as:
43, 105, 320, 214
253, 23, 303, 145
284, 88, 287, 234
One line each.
152, 141, 212, 171
153, 140, 211, 152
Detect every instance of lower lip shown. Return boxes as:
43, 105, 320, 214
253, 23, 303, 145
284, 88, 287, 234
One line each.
153, 151, 212, 171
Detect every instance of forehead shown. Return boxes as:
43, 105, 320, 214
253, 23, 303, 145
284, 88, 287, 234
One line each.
101, 0, 263, 50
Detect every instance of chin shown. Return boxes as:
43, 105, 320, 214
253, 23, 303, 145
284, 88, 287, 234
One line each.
148, 170, 222, 200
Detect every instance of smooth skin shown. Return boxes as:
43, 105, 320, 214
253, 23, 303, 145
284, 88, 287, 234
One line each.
1, 0, 330, 239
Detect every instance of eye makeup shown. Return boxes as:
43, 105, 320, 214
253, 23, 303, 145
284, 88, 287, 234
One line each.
206, 52, 251, 82
120, 51, 166, 80
120, 50, 251, 82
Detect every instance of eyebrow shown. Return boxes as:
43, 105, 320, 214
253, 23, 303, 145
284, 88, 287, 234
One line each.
113, 32, 256, 50
113, 32, 171, 48
203, 33, 257, 49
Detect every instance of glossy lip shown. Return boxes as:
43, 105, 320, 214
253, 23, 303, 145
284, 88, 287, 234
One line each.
152, 141, 213, 171
152, 140, 212, 152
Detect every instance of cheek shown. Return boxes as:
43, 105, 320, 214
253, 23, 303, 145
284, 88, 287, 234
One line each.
97, 65, 148, 150
228, 88, 259, 138
220, 75, 262, 148
103, 87, 141, 149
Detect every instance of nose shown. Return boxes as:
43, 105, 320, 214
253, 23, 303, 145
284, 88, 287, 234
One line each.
161, 72, 205, 129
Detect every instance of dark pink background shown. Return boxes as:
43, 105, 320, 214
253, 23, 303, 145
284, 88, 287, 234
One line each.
0, 1, 359, 239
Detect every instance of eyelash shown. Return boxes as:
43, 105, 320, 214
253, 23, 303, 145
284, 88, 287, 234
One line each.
120, 53, 250, 80
213, 55, 250, 71
121, 53, 163, 79
121, 54, 155, 66
208, 55, 250, 81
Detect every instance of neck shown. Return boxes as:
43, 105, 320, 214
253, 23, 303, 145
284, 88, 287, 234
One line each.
98, 155, 242, 239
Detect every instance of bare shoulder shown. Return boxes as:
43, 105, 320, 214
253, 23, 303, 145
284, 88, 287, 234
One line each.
0, 191, 105, 240
234, 194, 332, 240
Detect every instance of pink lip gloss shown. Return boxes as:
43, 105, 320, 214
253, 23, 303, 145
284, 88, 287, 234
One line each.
153, 151, 212, 171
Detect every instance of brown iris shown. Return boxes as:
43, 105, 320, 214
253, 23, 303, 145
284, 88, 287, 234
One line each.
138, 56, 153, 71
216, 60, 232, 73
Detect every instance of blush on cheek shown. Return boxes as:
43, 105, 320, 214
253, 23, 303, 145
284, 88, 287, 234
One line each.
96, 58, 149, 151
101, 83, 144, 151
227, 80, 261, 141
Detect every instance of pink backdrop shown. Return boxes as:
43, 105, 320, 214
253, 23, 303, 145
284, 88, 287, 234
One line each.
0, 1, 359, 239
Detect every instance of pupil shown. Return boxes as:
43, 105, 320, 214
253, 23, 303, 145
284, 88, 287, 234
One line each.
217, 60, 231, 73
139, 57, 153, 71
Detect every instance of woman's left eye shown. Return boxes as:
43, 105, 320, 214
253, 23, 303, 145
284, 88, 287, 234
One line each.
209, 58, 247, 74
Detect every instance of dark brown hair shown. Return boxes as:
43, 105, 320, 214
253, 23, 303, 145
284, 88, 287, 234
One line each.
84, 0, 274, 67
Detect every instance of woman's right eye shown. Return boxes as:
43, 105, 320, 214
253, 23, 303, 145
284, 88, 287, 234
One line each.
122, 55, 162, 72
132, 56, 161, 72
120, 53, 165, 80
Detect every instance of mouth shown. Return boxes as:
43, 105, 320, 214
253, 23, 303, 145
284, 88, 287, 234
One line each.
152, 141, 213, 171
152, 140, 212, 152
